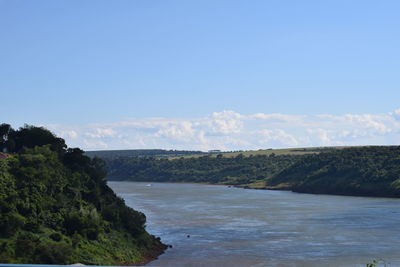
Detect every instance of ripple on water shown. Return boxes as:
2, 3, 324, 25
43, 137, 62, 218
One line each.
108, 182, 400, 267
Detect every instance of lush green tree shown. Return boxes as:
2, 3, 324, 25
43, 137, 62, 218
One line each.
0, 123, 15, 152
266, 146, 400, 197
0, 124, 166, 264
103, 146, 400, 198
104, 153, 301, 186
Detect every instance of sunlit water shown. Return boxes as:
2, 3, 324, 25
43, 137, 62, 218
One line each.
108, 182, 400, 267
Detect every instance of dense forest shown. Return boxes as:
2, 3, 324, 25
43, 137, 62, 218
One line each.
105, 153, 302, 186
266, 146, 400, 197
103, 146, 400, 198
0, 124, 166, 265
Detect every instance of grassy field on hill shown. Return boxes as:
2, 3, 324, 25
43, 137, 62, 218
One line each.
86, 146, 353, 160
171, 146, 352, 159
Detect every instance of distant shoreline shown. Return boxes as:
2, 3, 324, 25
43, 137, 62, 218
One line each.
109, 180, 400, 199
105, 146, 400, 200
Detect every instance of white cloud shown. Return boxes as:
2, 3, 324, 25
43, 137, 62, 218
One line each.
155, 121, 195, 142
342, 114, 392, 134
246, 113, 303, 123
391, 109, 400, 121
45, 109, 400, 151
307, 128, 333, 146
258, 129, 299, 147
209, 110, 243, 134
85, 128, 118, 138
59, 130, 78, 139
82, 139, 108, 149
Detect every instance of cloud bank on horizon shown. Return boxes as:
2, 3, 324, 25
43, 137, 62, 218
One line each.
46, 109, 400, 151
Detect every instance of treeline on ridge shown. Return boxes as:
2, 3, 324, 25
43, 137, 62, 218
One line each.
0, 124, 166, 264
104, 146, 400, 198
105, 153, 302, 185
85, 149, 205, 159
266, 146, 400, 197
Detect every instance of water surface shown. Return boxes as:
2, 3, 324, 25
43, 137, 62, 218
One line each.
108, 182, 400, 267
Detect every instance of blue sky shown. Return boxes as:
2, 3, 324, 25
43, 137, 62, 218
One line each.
1, 1, 400, 150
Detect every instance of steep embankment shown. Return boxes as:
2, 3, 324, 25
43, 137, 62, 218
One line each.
266, 146, 400, 197
0, 124, 166, 265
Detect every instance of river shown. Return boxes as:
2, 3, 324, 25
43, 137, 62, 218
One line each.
108, 182, 400, 267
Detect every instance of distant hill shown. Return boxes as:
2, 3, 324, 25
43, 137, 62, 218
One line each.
104, 153, 303, 185
172, 146, 347, 159
265, 146, 400, 197
96, 147, 346, 186
85, 149, 205, 159
100, 145, 400, 198
87, 146, 346, 160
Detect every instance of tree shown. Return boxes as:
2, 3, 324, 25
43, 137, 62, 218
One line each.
9, 125, 66, 153
0, 124, 14, 152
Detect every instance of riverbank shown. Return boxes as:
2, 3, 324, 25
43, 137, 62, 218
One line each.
103, 146, 400, 199
132, 239, 168, 266
236, 182, 400, 199
0, 125, 168, 265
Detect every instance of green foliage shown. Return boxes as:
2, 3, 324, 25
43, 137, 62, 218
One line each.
365, 259, 387, 267
35, 242, 73, 264
104, 146, 400, 198
64, 208, 104, 240
49, 232, 63, 242
0, 124, 166, 264
266, 146, 400, 197
0, 124, 66, 153
104, 153, 302, 185
0, 213, 25, 237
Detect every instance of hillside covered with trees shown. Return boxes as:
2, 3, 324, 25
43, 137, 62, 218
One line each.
103, 146, 400, 198
265, 146, 400, 197
0, 124, 166, 265
105, 154, 302, 186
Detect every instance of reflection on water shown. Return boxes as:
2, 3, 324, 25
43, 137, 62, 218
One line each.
108, 182, 400, 267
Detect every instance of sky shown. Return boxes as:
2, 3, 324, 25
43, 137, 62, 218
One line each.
1, 0, 400, 151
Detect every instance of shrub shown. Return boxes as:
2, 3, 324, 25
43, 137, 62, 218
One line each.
50, 232, 63, 242
34, 242, 72, 264
0, 213, 25, 237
